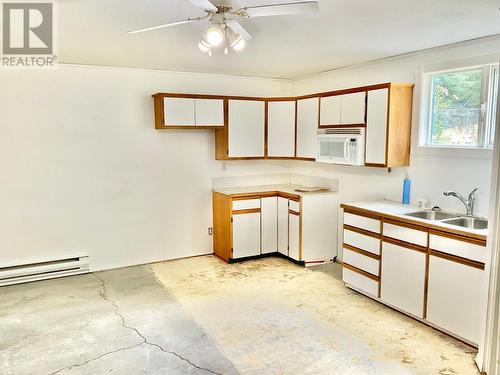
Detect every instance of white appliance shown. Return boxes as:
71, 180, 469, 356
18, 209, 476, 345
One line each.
316, 128, 365, 165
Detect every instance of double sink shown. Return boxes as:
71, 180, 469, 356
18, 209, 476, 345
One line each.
403, 210, 488, 230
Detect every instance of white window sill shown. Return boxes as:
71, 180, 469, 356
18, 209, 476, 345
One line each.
412, 145, 494, 159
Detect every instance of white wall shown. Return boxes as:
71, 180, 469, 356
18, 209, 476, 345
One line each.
0, 65, 293, 271
293, 36, 500, 217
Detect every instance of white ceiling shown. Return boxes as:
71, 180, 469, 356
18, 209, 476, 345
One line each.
58, 0, 500, 79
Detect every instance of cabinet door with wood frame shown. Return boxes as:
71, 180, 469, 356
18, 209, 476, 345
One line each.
228, 99, 265, 158
261, 197, 278, 254
277, 197, 289, 256
380, 240, 426, 318
232, 211, 261, 259
267, 101, 296, 157
296, 97, 319, 159
288, 211, 300, 261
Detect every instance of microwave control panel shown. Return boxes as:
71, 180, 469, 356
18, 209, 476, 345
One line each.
346, 138, 361, 163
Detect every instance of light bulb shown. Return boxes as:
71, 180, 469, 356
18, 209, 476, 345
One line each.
232, 38, 245, 51
224, 46, 228, 55
208, 49, 212, 57
198, 41, 209, 53
206, 27, 224, 47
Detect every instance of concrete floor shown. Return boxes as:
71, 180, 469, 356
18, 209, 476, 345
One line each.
0, 255, 479, 374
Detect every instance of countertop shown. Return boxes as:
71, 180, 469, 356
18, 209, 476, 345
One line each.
341, 200, 488, 241
213, 184, 337, 197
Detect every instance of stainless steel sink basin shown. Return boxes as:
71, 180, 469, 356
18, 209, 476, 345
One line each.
442, 217, 488, 230
404, 210, 459, 221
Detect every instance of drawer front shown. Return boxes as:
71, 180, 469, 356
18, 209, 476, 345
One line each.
342, 268, 378, 297
289, 200, 300, 212
430, 234, 486, 263
383, 222, 427, 247
344, 213, 380, 234
343, 229, 380, 255
232, 199, 261, 211
343, 248, 379, 276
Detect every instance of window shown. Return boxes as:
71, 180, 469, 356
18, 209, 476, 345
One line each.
422, 63, 498, 149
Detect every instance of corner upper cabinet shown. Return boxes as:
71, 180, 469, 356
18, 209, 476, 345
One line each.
153, 94, 224, 129
296, 97, 319, 159
365, 84, 414, 167
227, 99, 265, 158
267, 100, 296, 158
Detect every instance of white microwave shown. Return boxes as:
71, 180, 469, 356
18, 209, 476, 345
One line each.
316, 128, 365, 165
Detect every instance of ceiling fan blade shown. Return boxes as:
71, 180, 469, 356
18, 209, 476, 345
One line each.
189, 0, 217, 11
227, 20, 252, 40
128, 18, 200, 34
238, 1, 319, 18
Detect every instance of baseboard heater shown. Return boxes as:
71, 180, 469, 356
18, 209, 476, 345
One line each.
0, 256, 90, 287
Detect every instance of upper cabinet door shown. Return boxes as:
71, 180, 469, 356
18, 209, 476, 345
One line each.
319, 96, 341, 126
195, 99, 224, 127
365, 89, 389, 165
340, 92, 366, 125
296, 97, 319, 159
163, 98, 195, 126
267, 101, 296, 157
228, 100, 265, 158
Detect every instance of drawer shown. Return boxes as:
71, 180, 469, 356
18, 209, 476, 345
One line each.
342, 267, 379, 297
343, 229, 380, 255
430, 234, 487, 263
344, 212, 380, 234
232, 199, 261, 211
383, 222, 427, 247
343, 248, 379, 276
289, 200, 300, 212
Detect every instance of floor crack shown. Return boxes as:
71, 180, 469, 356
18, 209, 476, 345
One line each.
92, 273, 223, 375
48, 342, 144, 375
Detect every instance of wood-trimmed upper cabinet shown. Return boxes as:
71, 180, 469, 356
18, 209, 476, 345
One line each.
296, 97, 319, 159
365, 84, 414, 167
267, 100, 296, 158
320, 92, 366, 127
153, 94, 224, 129
228, 99, 265, 158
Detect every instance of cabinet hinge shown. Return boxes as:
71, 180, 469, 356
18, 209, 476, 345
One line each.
231, 248, 233, 253
230, 217, 233, 223
226, 149, 229, 156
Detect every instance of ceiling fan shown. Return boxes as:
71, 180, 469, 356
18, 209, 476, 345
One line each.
128, 0, 319, 55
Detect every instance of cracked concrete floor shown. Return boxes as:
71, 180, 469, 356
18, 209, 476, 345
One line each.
0, 265, 237, 375
1, 255, 480, 375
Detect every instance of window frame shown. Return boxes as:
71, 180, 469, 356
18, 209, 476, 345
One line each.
415, 57, 498, 158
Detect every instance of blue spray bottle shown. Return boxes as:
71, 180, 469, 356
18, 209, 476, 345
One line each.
402, 173, 411, 204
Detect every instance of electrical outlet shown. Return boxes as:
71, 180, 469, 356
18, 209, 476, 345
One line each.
208, 227, 213, 236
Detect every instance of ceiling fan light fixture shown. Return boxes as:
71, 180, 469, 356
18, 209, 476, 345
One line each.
205, 26, 224, 47
232, 38, 245, 51
198, 41, 210, 52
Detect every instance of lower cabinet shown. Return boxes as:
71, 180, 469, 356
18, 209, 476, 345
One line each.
380, 241, 426, 318
232, 212, 261, 259
213, 191, 338, 265
261, 197, 277, 254
341, 208, 488, 346
277, 197, 289, 256
426, 255, 487, 344
288, 211, 300, 261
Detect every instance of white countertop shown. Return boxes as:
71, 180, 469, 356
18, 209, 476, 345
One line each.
213, 184, 337, 197
342, 200, 488, 238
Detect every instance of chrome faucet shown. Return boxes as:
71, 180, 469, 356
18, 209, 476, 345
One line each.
443, 188, 478, 217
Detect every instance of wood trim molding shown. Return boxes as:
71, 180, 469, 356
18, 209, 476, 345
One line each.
383, 217, 429, 232
382, 236, 427, 254
343, 224, 381, 239
232, 208, 261, 215
232, 196, 263, 201
289, 209, 300, 216
340, 204, 486, 242
343, 243, 380, 260
430, 249, 486, 270
318, 124, 366, 129
342, 262, 380, 281
429, 229, 487, 247
343, 207, 382, 221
